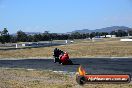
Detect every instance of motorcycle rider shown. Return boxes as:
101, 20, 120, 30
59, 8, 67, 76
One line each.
53, 48, 64, 63
53, 48, 59, 63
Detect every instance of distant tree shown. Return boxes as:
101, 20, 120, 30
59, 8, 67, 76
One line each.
1, 28, 8, 35
117, 30, 127, 37
17, 30, 28, 42
44, 31, 49, 34
3, 34, 11, 43
10, 36, 17, 43
95, 32, 100, 36
32, 34, 38, 42
110, 30, 127, 37
68, 34, 74, 40
101, 32, 109, 38
85, 33, 90, 38
90, 32, 96, 39
51, 33, 58, 40
71, 32, 82, 39
82, 34, 86, 39
27, 35, 34, 42
42, 33, 50, 41
0, 36, 4, 44
110, 31, 116, 35
33, 34, 42, 42
0, 28, 11, 43
60, 34, 69, 40
128, 29, 132, 36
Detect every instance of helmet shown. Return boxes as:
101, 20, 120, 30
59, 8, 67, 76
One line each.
64, 52, 68, 56
54, 48, 57, 51
64, 52, 68, 54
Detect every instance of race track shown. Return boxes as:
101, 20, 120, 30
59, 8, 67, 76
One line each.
0, 58, 132, 75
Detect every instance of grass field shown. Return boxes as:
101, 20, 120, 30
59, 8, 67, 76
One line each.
0, 68, 132, 88
0, 38, 132, 58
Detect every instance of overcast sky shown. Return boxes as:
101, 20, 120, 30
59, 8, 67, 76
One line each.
0, 0, 132, 33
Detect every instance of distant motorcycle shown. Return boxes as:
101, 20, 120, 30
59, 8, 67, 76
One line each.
53, 48, 73, 65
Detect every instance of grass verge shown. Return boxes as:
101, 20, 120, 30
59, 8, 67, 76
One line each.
0, 68, 132, 88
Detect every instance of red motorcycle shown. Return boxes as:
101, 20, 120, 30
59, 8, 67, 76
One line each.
53, 48, 73, 65
59, 52, 73, 65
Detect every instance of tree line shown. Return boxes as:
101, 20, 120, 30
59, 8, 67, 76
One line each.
0, 28, 132, 44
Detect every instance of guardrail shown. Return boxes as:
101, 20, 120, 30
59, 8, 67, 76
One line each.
0, 42, 66, 50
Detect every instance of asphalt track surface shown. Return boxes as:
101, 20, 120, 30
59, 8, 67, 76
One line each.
0, 58, 132, 75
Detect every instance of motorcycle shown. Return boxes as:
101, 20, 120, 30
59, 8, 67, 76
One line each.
53, 48, 73, 65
